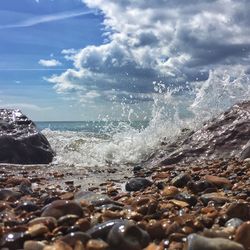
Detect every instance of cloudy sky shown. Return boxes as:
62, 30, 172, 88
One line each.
0, 0, 250, 121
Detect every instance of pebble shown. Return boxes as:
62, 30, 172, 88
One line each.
226, 202, 250, 220
0, 189, 22, 201
86, 239, 109, 250
42, 200, 83, 219
225, 218, 243, 228
200, 192, 230, 205
205, 175, 232, 189
107, 222, 150, 250
60, 232, 90, 247
185, 233, 244, 250
171, 173, 191, 188
162, 186, 179, 197
125, 177, 152, 191
235, 221, 250, 250
28, 216, 57, 231
24, 240, 46, 250
28, 223, 49, 237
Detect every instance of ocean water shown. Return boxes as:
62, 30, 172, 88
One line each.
37, 69, 250, 168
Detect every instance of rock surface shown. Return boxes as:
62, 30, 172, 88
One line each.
151, 101, 250, 165
0, 109, 54, 164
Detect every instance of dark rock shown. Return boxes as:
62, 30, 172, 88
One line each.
87, 219, 125, 240
186, 233, 244, 250
0, 189, 22, 201
0, 109, 54, 164
0, 232, 29, 249
239, 140, 250, 160
107, 221, 150, 250
226, 202, 250, 220
171, 173, 191, 188
60, 232, 90, 247
174, 192, 197, 206
187, 181, 215, 194
125, 177, 152, 191
16, 201, 39, 212
41, 200, 83, 219
200, 193, 231, 206
149, 101, 250, 165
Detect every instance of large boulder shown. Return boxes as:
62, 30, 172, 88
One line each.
152, 101, 250, 165
0, 109, 54, 164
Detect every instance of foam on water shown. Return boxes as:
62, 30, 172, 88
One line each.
42, 68, 250, 168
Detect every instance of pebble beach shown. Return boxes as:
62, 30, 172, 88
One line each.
0, 157, 249, 250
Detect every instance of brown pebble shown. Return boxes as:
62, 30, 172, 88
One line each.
76, 218, 91, 232
205, 175, 232, 188
144, 243, 164, 250
235, 221, 250, 250
162, 186, 179, 197
42, 200, 83, 219
86, 239, 109, 250
28, 223, 49, 237
44, 241, 73, 250
24, 240, 46, 250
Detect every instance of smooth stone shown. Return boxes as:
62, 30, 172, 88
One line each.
42, 200, 83, 219
58, 214, 79, 227
200, 193, 230, 205
205, 175, 232, 189
87, 219, 125, 239
0, 189, 22, 201
235, 221, 250, 250
171, 173, 191, 188
125, 177, 152, 191
43, 241, 73, 250
16, 201, 39, 212
162, 186, 179, 197
0, 232, 28, 249
60, 232, 90, 247
185, 234, 244, 250
24, 240, 46, 250
28, 223, 49, 237
226, 202, 250, 220
86, 239, 109, 250
187, 180, 215, 193
174, 192, 197, 206
28, 217, 57, 231
225, 218, 243, 228
74, 191, 119, 207
107, 222, 150, 250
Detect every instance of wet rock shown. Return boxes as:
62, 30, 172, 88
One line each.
75, 191, 119, 207
0, 109, 54, 164
86, 239, 109, 250
42, 200, 83, 219
24, 240, 46, 250
44, 241, 73, 250
239, 140, 250, 160
171, 173, 191, 188
60, 232, 90, 247
154, 101, 250, 165
125, 177, 152, 191
226, 202, 250, 220
205, 175, 232, 189
235, 221, 250, 250
28, 223, 49, 237
28, 217, 57, 231
58, 214, 79, 227
16, 201, 39, 212
225, 218, 243, 228
87, 219, 125, 239
174, 192, 197, 206
162, 186, 179, 197
0, 189, 21, 201
187, 181, 215, 193
107, 222, 150, 250
0, 232, 28, 249
200, 192, 230, 205
185, 233, 244, 250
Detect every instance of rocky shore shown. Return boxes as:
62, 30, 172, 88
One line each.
0, 157, 249, 250
0, 101, 250, 249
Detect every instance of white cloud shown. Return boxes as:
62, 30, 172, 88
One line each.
4, 103, 52, 111
48, 0, 250, 105
39, 59, 62, 67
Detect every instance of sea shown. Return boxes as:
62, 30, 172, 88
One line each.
35, 69, 250, 169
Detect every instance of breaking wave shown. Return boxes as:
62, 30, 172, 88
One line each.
42, 68, 250, 168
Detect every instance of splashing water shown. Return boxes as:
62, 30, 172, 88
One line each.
41, 69, 250, 168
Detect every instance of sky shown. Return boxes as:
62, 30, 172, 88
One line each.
0, 0, 250, 121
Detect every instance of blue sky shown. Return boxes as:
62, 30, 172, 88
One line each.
0, 0, 250, 121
